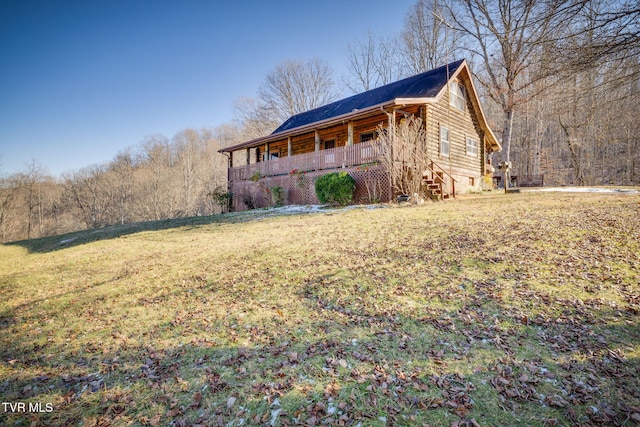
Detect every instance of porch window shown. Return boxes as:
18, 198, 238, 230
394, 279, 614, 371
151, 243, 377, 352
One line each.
440, 125, 450, 157
360, 131, 377, 142
466, 137, 478, 156
450, 81, 466, 111
324, 140, 335, 163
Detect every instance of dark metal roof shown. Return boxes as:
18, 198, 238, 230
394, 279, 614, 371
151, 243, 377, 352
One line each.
272, 59, 465, 134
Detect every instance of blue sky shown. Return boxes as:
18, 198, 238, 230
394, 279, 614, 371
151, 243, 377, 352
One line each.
0, 0, 412, 177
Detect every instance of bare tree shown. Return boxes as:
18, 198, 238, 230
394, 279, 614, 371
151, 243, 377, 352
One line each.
376, 115, 431, 201
138, 135, 176, 221
344, 1, 459, 94
174, 129, 200, 216
62, 164, 116, 229
110, 150, 135, 225
259, 58, 338, 123
557, 1, 640, 73
449, 0, 583, 170
401, 0, 462, 74
198, 127, 230, 214
0, 175, 21, 242
19, 160, 48, 239
233, 96, 278, 140
345, 30, 401, 93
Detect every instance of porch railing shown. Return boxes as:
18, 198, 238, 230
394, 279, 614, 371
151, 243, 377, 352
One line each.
229, 141, 381, 181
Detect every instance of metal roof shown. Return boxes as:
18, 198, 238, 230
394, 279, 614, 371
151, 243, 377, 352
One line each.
273, 59, 464, 133
220, 59, 501, 153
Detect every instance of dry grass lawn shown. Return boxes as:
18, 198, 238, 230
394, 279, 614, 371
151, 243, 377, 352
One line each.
1, 190, 639, 426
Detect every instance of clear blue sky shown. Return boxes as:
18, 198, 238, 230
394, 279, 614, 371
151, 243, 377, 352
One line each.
0, 0, 412, 177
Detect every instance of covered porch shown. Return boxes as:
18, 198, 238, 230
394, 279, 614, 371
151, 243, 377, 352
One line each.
228, 140, 381, 181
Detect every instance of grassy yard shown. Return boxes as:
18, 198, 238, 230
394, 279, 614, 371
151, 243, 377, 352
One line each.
1, 191, 639, 426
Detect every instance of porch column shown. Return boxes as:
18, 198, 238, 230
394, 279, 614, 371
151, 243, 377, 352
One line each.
246, 147, 250, 165
315, 130, 320, 152
265, 143, 269, 160
287, 136, 292, 157
227, 151, 232, 195
347, 121, 354, 146
387, 110, 394, 201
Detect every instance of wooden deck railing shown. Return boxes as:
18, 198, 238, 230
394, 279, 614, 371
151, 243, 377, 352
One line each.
229, 141, 381, 181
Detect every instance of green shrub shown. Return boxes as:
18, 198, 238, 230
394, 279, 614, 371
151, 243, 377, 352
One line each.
269, 186, 285, 207
210, 187, 232, 213
314, 172, 356, 206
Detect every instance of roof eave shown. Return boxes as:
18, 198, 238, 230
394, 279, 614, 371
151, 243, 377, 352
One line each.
219, 98, 436, 153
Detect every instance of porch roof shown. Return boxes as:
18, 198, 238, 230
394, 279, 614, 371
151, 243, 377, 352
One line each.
221, 59, 501, 153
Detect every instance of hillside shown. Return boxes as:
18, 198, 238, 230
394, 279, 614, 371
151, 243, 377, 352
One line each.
1, 191, 639, 426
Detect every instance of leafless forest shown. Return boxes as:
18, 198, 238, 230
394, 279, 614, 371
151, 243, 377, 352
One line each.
1, 0, 638, 242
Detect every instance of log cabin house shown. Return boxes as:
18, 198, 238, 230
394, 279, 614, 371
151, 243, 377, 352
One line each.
220, 59, 501, 211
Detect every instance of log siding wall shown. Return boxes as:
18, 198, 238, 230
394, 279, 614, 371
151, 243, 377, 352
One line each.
229, 77, 492, 206
424, 79, 484, 193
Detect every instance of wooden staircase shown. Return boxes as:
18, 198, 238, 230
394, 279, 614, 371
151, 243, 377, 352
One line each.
423, 177, 451, 200
422, 161, 456, 201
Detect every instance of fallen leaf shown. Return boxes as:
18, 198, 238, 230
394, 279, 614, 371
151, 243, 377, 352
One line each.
227, 396, 236, 409
454, 406, 469, 418
149, 414, 162, 426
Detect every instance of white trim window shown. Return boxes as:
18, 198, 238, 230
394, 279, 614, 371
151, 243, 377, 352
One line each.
450, 81, 466, 111
466, 137, 478, 156
440, 125, 450, 157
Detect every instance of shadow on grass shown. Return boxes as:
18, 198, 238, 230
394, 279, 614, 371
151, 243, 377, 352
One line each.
1, 288, 638, 427
4, 207, 324, 254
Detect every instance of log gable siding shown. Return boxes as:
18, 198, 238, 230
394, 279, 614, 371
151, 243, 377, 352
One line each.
424, 77, 484, 192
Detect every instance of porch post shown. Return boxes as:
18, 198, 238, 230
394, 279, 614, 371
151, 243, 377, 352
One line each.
288, 136, 292, 157
388, 111, 394, 201
347, 121, 354, 146
265, 143, 269, 160
246, 147, 250, 165
315, 130, 320, 152
227, 151, 232, 208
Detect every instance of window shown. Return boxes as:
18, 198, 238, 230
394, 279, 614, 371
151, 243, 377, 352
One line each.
324, 140, 335, 163
466, 137, 478, 156
360, 131, 376, 143
450, 81, 466, 111
440, 126, 450, 157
